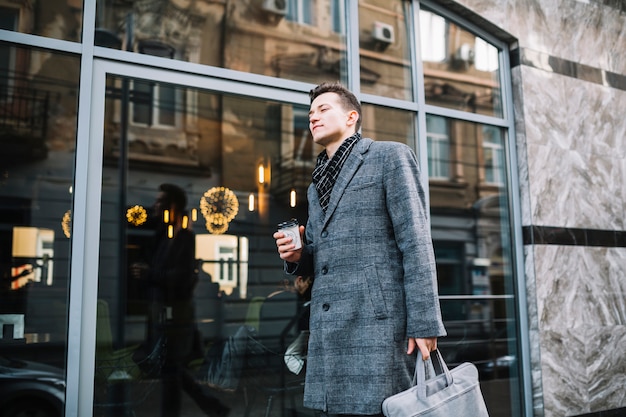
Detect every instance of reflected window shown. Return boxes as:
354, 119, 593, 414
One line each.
419, 10, 447, 62
0, 7, 18, 31
331, 0, 346, 33
286, 0, 314, 25
96, 0, 348, 85
0, 0, 82, 41
358, 0, 413, 100
361, 104, 416, 147
419, 7, 502, 117
426, 115, 450, 179
475, 37, 499, 72
131, 80, 179, 128
483, 126, 505, 185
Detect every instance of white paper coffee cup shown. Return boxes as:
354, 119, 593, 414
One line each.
278, 219, 302, 250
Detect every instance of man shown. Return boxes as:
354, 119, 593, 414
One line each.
133, 183, 229, 417
273, 82, 446, 416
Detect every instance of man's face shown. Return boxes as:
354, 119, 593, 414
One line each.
309, 92, 356, 150
153, 191, 168, 219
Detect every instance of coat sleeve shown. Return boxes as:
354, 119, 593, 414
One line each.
383, 143, 446, 338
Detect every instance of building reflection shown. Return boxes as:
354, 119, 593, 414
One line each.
0, 1, 520, 416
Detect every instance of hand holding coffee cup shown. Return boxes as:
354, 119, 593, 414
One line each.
277, 219, 302, 250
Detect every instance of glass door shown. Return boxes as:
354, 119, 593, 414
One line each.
89, 61, 315, 417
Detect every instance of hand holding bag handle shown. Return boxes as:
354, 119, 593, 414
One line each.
381, 349, 489, 416
415, 349, 453, 399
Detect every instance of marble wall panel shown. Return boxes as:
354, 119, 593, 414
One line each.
512, 66, 533, 226
621, 158, 626, 229
533, 246, 626, 416
539, 328, 589, 416
526, 142, 624, 230
586, 325, 626, 411
524, 245, 546, 416
521, 67, 626, 157
520, 67, 626, 230
534, 246, 626, 330
456, 0, 626, 74
540, 326, 626, 416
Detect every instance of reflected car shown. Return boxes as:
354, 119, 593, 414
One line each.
0, 355, 65, 417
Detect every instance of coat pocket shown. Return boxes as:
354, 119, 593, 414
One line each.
363, 264, 388, 320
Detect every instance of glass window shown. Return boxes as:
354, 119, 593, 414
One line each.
95, 0, 349, 85
483, 126, 505, 185
1, 0, 83, 41
361, 104, 417, 147
131, 80, 179, 128
419, 9, 447, 62
428, 117, 519, 416
0, 6, 18, 31
331, 0, 346, 34
426, 115, 450, 179
286, 0, 314, 25
419, 7, 503, 117
95, 75, 319, 416
475, 36, 500, 72
358, 0, 414, 100
0, 45, 79, 416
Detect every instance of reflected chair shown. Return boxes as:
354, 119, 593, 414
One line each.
95, 299, 141, 381
241, 297, 308, 417
94, 299, 164, 412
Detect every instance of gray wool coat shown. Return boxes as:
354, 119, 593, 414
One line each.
286, 138, 447, 415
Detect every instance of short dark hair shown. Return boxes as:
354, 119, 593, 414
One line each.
309, 82, 362, 132
159, 183, 187, 212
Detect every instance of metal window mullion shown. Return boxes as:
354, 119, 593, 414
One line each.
0, 29, 83, 54
500, 46, 533, 417
346, 0, 360, 96
424, 104, 509, 127
412, 1, 430, 207
65, 1, 98, 415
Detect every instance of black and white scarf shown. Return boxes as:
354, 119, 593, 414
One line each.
312, 132, 361, 213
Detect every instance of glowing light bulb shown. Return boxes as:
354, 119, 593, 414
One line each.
290, 189, 297, 208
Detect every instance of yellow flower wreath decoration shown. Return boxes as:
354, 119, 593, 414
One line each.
200, 187, 239, 234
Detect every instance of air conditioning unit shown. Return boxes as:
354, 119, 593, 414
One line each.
262, 0, 287, 16
455, 43, 475, 63
372, 21, 394, 44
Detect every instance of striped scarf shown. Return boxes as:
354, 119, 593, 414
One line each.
312, 132, 361, 213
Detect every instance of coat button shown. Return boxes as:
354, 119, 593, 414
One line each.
321, 230, 328, 238
322, 303, 330, 311
321, 266, 328, 275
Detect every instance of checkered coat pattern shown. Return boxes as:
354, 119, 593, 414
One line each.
287, 138, 446, 415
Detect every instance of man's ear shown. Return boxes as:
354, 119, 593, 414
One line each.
346, 110, 359, 127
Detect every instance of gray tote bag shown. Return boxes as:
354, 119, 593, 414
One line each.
382, 349, 489, 417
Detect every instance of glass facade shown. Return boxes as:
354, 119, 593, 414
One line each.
419, 7, 503, 117
358, 0, 414, 100
0, 1, 526, 416
0, 44, 78, 416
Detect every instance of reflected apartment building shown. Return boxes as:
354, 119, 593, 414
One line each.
0, 1, 624, 417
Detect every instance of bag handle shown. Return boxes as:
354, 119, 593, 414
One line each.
414, 349, 454, 399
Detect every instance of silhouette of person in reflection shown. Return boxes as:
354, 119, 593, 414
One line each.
196, 275, 313, 393
132, 183, 229, 417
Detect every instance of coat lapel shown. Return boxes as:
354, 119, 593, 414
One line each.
322, 138, 373, 228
